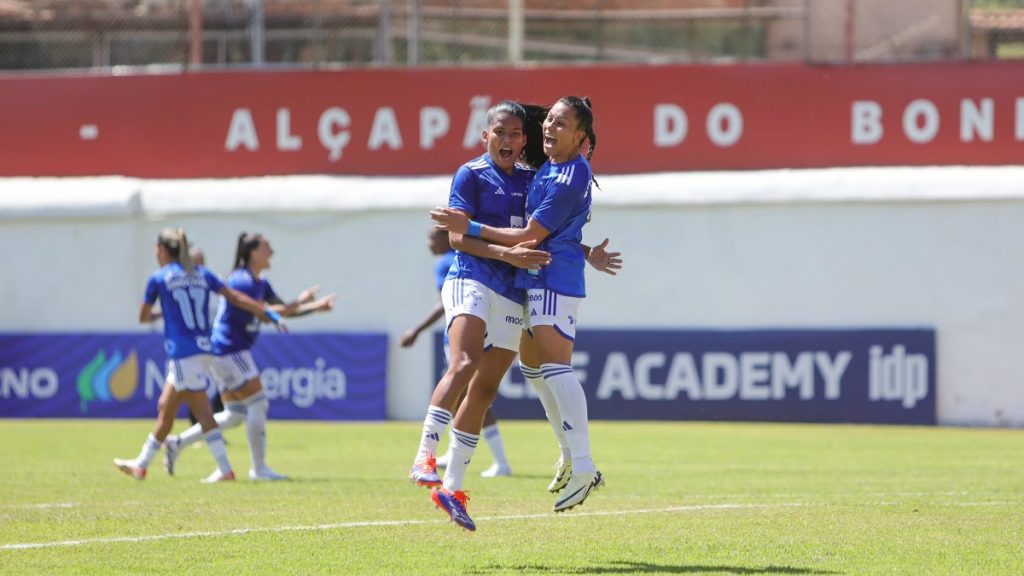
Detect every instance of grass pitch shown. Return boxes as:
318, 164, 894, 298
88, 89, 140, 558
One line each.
0, 419, 1022, 575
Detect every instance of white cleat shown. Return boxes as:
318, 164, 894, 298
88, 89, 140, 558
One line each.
200, 469, 236, 483
548, 460, 571, 493
480, 463, 512, 478
249, 467, 289, 481
553, 470, 604, 513
113, 458, 147, 481
163, 435, 180, 476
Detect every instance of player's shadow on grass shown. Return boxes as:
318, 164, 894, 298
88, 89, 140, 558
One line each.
466, 561, 840, 575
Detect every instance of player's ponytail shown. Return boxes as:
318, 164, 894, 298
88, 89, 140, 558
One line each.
177, 229, 195, 274
520, 102, 550, 170
234, 232, 263, 270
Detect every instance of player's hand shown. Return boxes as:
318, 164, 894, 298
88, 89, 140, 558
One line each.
399, 329, 418, 348
586, 238, 622, 276
315, 293, 339, 312
503, 240, 551, 271
430, 207, 470, 234
298, 285, 320, 304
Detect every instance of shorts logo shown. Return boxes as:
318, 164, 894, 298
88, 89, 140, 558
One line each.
528, 294, 543, 302
76, 349, 139, 413
568, 315, 576, 326
505, 315, 523, 326
530, 308, 537, 317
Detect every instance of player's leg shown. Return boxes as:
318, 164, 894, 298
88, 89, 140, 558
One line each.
520, 331, 571, 490
527, 290, 603, 512
432, 292, 520, 531
411, 278, 487, 487
163, 353, 250, 474
114, 374, 180, 480
184, 388, 235, 483
479, 406, 512, 477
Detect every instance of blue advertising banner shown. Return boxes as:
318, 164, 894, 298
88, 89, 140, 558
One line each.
0, 332, 387, 420
435, 328, 936, 425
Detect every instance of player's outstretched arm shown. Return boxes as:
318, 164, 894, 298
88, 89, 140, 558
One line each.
583, 238, 623, 276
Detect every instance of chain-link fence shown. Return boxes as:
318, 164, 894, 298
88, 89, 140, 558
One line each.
0, 0, 1022, 71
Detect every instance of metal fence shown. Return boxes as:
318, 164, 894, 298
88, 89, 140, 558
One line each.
0, 0, 1022, 71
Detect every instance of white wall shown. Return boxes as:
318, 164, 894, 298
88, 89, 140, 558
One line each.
2, 167, 1023, 425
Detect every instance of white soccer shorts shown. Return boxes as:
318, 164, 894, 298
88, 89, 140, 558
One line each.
524, 288, 582, 341
441, 277, 524, 351
165, 354, 217, 393
210, 350, 260, 392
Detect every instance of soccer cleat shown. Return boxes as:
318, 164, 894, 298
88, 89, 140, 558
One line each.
409, 454, 442, 487
547, 460, 572, 493
430, 487, 476, 531
113, 458, 147, 481
553, 470, 604, 513
200, 469, 236, 483
480, 463, 511, 478
249, 466, 289, 481
163, 435, 180, 476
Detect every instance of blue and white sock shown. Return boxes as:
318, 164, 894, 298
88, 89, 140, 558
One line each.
204, 429, 232, 474
482, 424, 509, 469
541, 363, 595, 474
136, 434, 162, 468
442, 428, 479, 492
522, 364, 571, 463
244, 393, 270, 472
415, 406, 451, 464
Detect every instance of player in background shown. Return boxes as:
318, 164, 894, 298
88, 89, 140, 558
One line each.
114, 228, 284, 482
400, 227, 513, 478
432, 96, 610, 515
163, 232, 336, 482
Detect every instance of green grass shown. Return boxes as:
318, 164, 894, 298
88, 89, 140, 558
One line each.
0, 420, 1022, 575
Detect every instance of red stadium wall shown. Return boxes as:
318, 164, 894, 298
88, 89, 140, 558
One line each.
2, 61, 1023, 178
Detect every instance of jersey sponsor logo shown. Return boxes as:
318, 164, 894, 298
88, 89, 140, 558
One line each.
76, 349, 140, 412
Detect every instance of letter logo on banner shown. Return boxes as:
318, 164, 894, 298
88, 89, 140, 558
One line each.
654, 104, 688, 147
319, 107, 351, 162
225, 108, 260, 152
76, 349, 139, 412
420, 106, 450, 149
851, 101, 884, 145
463, 96, 491, 149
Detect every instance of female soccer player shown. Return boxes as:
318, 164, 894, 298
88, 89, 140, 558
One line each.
432, 96, 606, 515
114, 228, 283, 482
400, 227, 514, 479
408, 100, 552, 531
163, 232, 336, 482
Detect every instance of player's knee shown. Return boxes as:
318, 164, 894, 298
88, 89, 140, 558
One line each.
221, 402, 248, 427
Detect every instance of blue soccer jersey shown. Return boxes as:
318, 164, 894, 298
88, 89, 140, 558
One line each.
143, 263, 225, 359
517, 155, 593, 297
211, 268, 279, 355
446, 154, 534, 304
